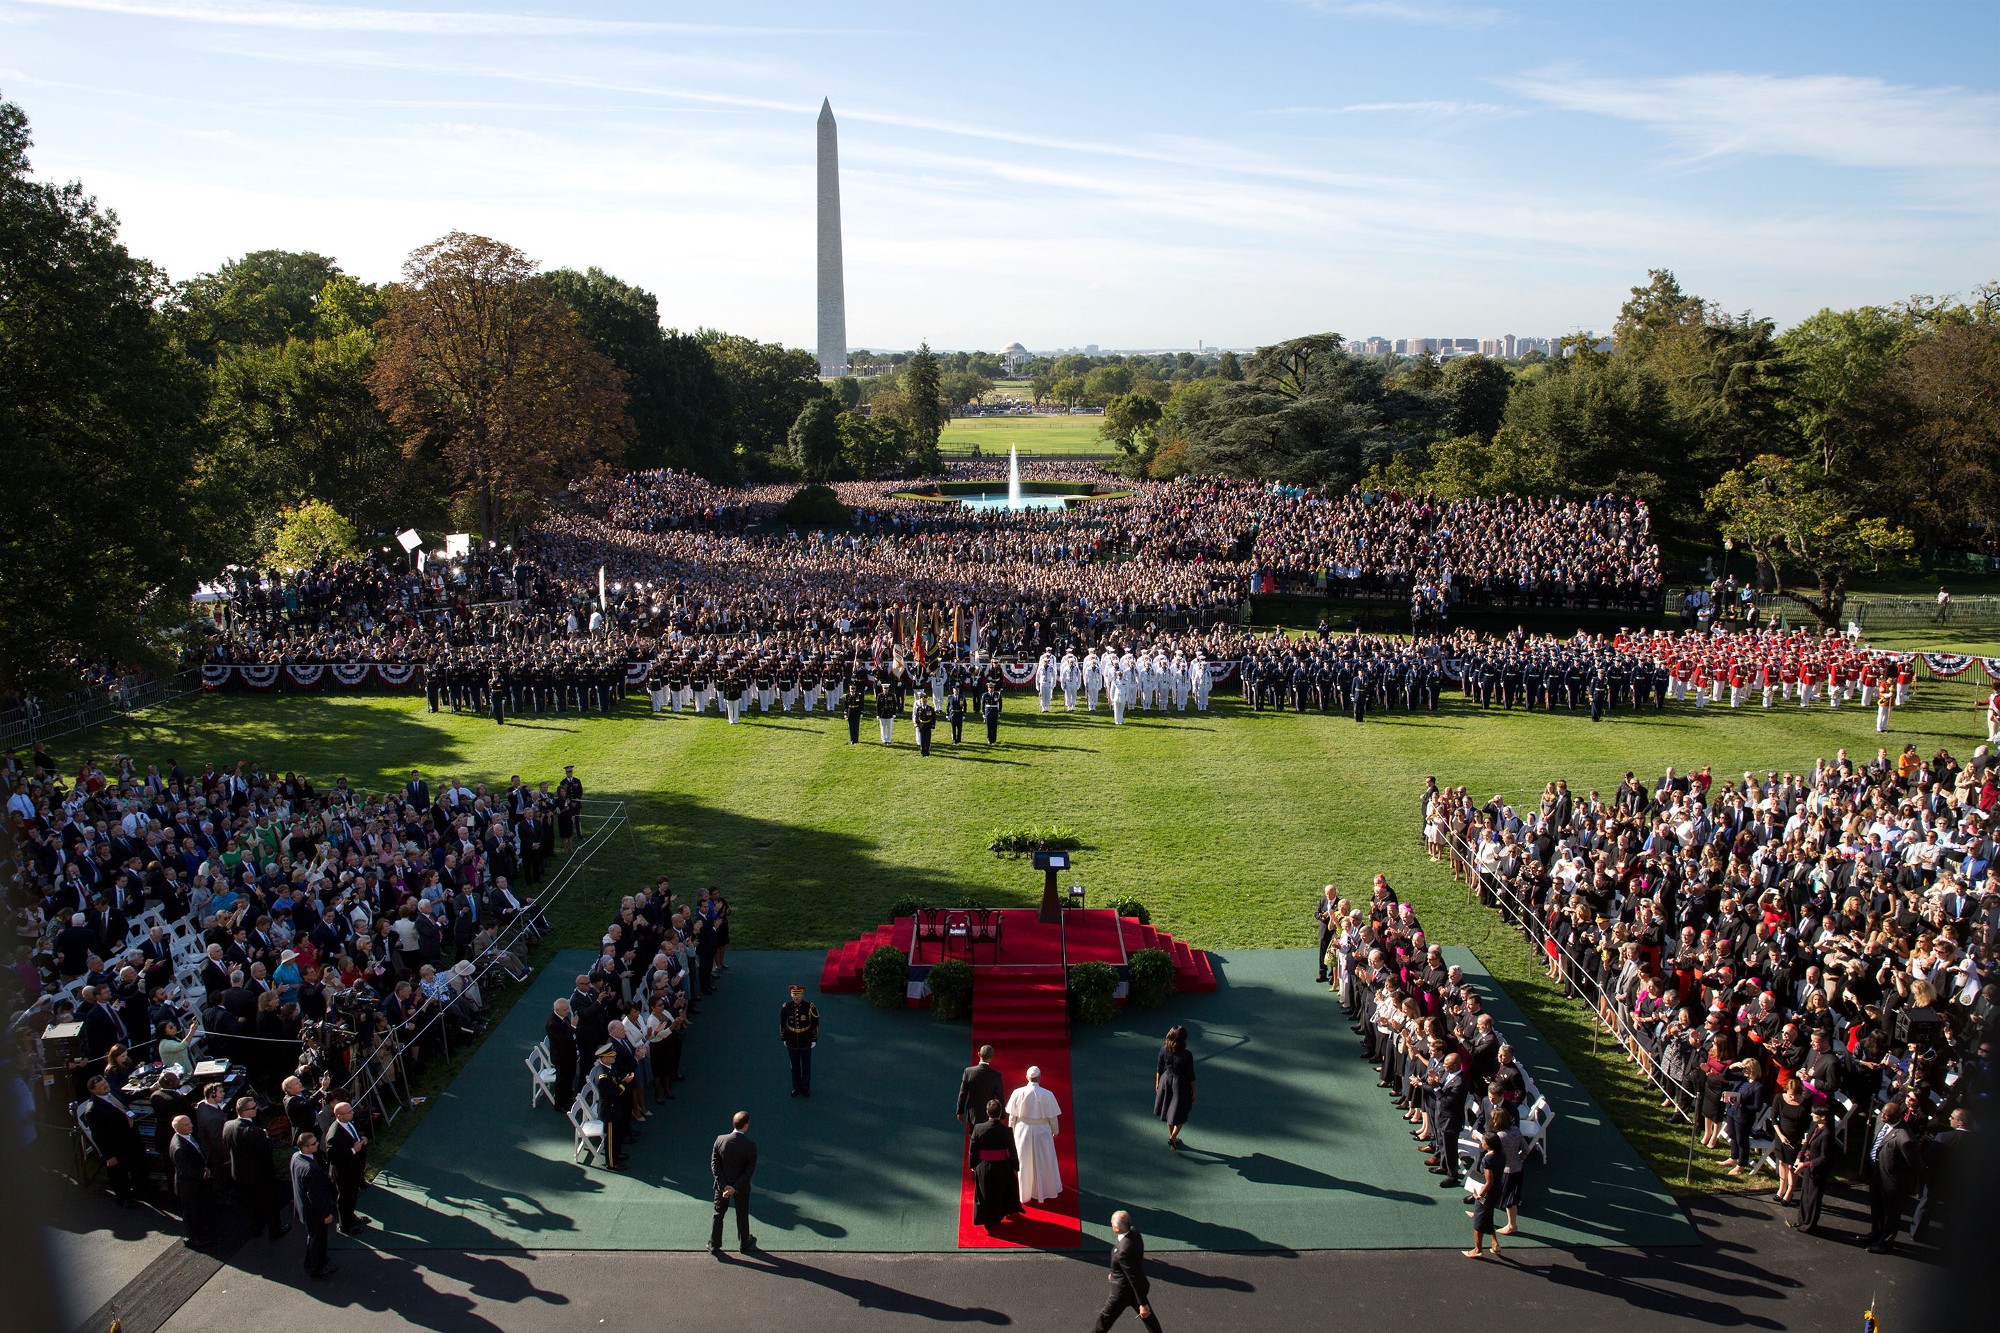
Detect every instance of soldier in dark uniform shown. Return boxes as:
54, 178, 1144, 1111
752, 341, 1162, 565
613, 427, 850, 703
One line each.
844, 678, 865, 743
1588, 665, 1609, 723
981, 681, 1003, 743
1350, 662, 1369, 723
780, 984, 820, 1097
591, 1044, 630, 1169
490, 664, 507, 725
945, 686, 968, 743
424, 661, 441, 713
914, 697, 938, 755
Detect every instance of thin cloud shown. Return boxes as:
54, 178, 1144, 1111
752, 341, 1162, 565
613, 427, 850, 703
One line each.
13, 0, 863, 37
1260, 100, 1512, 117
1505, 70, 2000, 176
1297, 0, 1510, 30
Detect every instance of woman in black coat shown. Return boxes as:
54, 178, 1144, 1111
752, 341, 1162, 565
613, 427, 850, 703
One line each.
1154, 1025, 1196, 1149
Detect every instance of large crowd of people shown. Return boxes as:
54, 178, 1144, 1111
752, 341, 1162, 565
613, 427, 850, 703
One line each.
194, 469, 1670, 686
1, 744, 597, 1270
1428, 749, 1994, 1251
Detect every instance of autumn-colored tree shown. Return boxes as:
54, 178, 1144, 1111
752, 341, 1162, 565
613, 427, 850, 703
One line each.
368, 232, 630, 537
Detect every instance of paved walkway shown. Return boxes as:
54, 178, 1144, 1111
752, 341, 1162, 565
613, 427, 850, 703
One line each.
102, 1190, 1948, 1333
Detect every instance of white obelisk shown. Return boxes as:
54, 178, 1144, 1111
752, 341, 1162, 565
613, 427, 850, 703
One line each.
816, 98, 847, 379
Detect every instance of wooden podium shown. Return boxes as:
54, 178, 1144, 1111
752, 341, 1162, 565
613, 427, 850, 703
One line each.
1032, 851, 1070, 924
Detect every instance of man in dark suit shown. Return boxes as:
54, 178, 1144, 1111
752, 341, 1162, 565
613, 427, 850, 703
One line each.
403, 770, 430, 812
956, 1044, 1004, 1133
169, 1114, 213, 1248
223, 1096, 288, 1240
1093, 1209, 1163, 1331
545, 999, 579, 1110
290, 1130, 338, 1280
708, 1111, 758, 1255
1866, 1100, 1917, 1253
149, 1068, 195, 1168
590, 1044, 631, 1170
1424, 1053, 1469, 1187
80, 1075, 143, 1206
1908, 1106, 1971, 1243
323, 1101, 370, 1234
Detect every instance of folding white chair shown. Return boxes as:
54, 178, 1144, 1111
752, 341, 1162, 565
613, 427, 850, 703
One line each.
1516, 1095, 1554, 1164
569, 1082, 606, 1166
526, 1041, 558, 1110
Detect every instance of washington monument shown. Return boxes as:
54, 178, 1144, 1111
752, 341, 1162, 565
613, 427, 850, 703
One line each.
816, 98, 847, 378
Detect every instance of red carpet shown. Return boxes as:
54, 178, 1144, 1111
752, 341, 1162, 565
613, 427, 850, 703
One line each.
956, 966, 1082, 1248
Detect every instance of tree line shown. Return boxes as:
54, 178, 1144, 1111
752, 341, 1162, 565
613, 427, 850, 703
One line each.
5, 85, 1998, 692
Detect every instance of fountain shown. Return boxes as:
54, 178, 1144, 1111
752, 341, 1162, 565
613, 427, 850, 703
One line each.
959, 442, 1067, 511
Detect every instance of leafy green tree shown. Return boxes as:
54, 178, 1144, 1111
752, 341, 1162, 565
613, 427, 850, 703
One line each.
1778, 304, 1909, 478
1614, 268, 1711, 359
0, 96, 215, 693
902, 342, 946, 474
206, 330, 406, 557
830, 375, 863, 409
1440, 354, 1511, 440
1099, 392, 1163, 456
1216, 350, 1242, 381
1398, 348, 1442, 391
838, 409, 904, 477
1705, 454, 1912, 627
703, 332, 824, 477
313, 274, 386, 337
1051, 376, 1086, 408
266, 499, 361, 570
170, 248, 343, 363
1028, 370, 1055, 406
1494, 354, 1686, 503
785, 397, 844, 481
939, 370, 993, 409
1083, 364, 1133, 403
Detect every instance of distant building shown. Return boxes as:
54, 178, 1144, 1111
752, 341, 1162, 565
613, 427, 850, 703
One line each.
1503, 334, 1516, 358
1002, 342, 1032, 372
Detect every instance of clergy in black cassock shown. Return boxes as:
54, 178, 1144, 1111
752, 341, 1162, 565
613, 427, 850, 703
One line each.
968, 1102, 1021, 1229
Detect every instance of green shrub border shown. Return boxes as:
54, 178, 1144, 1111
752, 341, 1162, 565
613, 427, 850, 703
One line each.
1068, 960, 1119, 1025
1126, 948, 1177, 1008
862, 945, 910, 1010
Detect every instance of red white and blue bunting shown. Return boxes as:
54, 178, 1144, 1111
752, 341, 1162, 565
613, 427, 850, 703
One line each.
1921, 653, 1975, 678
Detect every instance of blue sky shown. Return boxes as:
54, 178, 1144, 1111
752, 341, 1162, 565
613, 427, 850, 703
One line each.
3, 0, 1997, 351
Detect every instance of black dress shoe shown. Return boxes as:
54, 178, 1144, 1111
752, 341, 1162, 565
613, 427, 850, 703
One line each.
707, 1244, 723, 1257
311, 1264, 339, 1281
741, 1235, 758, 1250
1438, 1178, 1462, 1189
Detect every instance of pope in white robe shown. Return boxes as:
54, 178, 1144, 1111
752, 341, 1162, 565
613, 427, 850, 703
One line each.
1006, 1067, 1064, 1203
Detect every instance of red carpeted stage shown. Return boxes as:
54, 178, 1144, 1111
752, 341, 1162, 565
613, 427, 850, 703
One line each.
819, 908, 1214, 1249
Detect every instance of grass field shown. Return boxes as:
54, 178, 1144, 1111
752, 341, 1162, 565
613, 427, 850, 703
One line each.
941, 413, 1114, 457
78, 682, 1986, 1193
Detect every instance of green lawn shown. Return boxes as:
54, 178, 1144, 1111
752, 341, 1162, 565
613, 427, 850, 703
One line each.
79, 683, 1988, 1192
941, 413, 1114, 456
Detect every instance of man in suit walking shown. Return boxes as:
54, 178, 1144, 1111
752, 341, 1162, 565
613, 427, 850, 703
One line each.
1424, 1053, 1469, 1187
1093, 1209, 1163, 1331
708, 1111, 758, 1255
290, 1130, 338, 1280
323, 1101, 370, 1234
956, 1044, 1004, 1134
169, 1114, 213, 1249
222, 1096, 288, 1240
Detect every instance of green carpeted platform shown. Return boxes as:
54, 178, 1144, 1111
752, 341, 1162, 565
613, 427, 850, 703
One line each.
362, 947, 1692, 1252
1070, 947, 1696, 1251
360, 950, 967, 1251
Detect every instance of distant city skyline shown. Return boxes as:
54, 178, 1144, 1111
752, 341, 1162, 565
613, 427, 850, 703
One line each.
5, 1, 1997, 349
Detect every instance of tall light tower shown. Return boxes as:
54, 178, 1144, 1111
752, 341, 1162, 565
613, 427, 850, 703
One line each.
816, 98, 847, 379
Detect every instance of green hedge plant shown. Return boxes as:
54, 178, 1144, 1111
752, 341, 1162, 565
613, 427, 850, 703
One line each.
1114, 899, 1150, 924
1068, 961, 1119, 1025
927, 958, 974, 1021
1126, 948, 1177, 1008
863, 945, 910, 1010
